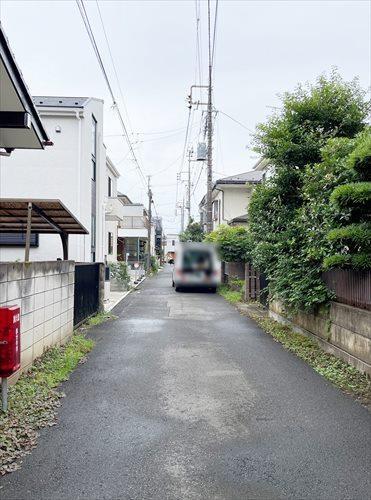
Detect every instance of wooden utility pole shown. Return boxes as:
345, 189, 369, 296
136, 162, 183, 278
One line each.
147, 176, 152, 273
206, 0, 213, 234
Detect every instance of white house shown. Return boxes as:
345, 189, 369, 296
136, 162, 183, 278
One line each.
199, 170, 263, 231
252, 157, 274, 179
104, 156, 120, 263
104, 192, 155, 266
164, 233, 179, 261
0, 96, 107, 262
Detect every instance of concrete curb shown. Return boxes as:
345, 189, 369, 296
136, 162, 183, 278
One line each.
105, 276, 147, 312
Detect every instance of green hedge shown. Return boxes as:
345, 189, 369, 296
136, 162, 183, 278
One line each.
348, 129, 371, 181
324, 253, 371, 270
330, 182, 371, 211
327, 223, 371, 248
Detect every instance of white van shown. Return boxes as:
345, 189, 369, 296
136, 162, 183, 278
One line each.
172, 242, 221, 292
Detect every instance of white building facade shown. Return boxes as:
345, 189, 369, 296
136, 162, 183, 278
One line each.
199, 171, 263, 231
164, 233, 179, 261
0, 96, 107, 262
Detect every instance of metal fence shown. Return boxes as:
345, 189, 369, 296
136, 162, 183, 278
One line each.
74, 263, 101, 326
322, 269, 371, 311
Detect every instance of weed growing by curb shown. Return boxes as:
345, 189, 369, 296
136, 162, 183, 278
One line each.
0, 333, 94, 475
251, 313, 371, 405
218, 286, 371, 406
218, 284, 243, 304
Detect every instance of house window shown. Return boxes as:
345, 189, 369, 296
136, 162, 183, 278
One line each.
0, 233, 39, 247
108, 232, 113, 255
108, 176, 112, 197
172, 240, 175, 246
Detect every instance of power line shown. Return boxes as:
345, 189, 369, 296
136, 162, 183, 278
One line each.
95, 0, 133, 132
76, 0, 147, 189
218, 110, 254, 133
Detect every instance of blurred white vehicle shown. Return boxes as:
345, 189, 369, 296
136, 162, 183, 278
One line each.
172, 242, 221, 292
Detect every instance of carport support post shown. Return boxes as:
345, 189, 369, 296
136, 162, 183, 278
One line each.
60, 233, 69, 260
24, 202, 32, 262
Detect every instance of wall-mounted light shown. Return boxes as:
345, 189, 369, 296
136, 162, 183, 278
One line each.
55, 125, 62, 133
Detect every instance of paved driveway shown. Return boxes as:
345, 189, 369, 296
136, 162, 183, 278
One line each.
1, 266, 370, 499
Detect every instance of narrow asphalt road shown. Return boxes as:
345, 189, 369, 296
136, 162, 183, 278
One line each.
1, 267, 370, 499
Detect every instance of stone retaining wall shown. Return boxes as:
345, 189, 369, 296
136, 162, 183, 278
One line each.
269, 300, 371, 375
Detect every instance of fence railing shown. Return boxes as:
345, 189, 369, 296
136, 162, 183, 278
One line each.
322, 269, 371, 311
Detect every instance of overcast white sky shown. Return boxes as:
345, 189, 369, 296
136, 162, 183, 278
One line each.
0, 0, 370, 232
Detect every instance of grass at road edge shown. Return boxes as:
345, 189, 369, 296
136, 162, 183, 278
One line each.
218, 285, 371, 406
253, 315, 371, 405
218, 284, 243, 304
0, 312, 115, 475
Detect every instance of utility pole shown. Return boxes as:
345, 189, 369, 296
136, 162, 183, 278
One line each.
177, 199, 185, 233
206, 0, 213, 234
187, 148, 193, 225
147, 176, 152, 273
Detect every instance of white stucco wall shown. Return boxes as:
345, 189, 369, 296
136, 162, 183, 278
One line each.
212, 184, 254, 229
0, 98, 106, 263
164, 233, 179, 255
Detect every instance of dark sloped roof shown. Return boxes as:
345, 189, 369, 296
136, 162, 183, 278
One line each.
215, 170, 263, 185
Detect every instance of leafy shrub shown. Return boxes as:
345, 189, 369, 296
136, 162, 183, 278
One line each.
327, 223, 371, 249
330, 182, 371, 212
109, 262, 130, 288
179, 218, 204, 242
150, 256, 159, 273
249, 72, 369, 312
323, 253, 371, 270
325, 128, 371, 269
205, 225, 252, 262
348, 128, 371, 180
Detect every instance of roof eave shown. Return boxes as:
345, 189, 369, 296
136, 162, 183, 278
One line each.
0, 24, 50, 146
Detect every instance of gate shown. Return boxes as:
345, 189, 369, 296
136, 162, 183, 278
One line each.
74, 263, 100, 326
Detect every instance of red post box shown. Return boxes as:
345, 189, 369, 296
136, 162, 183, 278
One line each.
0, 306, 21, 378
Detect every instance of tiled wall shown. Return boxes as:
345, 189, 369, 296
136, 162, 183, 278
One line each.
0, 261, 75, 380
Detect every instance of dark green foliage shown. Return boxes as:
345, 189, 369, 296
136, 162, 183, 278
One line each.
348, 128, 371, 181
205, 225, 252, 262
253, 71, 369, 171
325, 128, 371, 269
323, 253, 371, 270
249, 72, 369, 312
330, 182, 371, 213
179, 218, 204, 242
327, 223, 371, 249
323, 254, 351, 270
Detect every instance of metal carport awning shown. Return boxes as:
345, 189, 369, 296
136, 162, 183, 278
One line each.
0, 199, 88, 261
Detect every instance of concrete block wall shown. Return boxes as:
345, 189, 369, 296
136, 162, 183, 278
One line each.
0, 261, 75, 380
269, 300, 371, 375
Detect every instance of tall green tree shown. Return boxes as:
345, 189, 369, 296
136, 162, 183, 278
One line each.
249, 71, 369, 312
179, 218, 204, 242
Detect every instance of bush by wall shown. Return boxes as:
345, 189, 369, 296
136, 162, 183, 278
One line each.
248, 71, 369, 313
